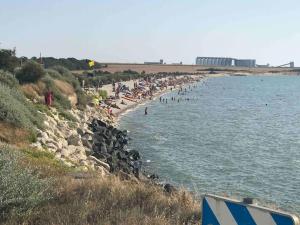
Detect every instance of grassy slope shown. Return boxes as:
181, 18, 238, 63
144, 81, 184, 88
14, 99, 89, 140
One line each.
1, 145, 201, 225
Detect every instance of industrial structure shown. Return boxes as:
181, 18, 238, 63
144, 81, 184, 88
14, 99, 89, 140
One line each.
144, 59, 164, 65
234, 59, 256, 67
277, 61, 294, 68
196, 57, 233, 67
196, 57, 256, 67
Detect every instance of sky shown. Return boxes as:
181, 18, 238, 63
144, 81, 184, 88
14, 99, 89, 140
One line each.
1, 0, 300, 65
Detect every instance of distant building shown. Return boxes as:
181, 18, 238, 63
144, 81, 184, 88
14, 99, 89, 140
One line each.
144, 59, 164, 65
196, 57, 233, 66
196, 56, 256, 67
234, 59, 256, 67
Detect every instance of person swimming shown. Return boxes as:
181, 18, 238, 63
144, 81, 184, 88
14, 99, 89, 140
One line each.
145, 107, 148, 115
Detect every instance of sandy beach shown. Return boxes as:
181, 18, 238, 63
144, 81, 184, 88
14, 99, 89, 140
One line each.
92, 75, 206, 121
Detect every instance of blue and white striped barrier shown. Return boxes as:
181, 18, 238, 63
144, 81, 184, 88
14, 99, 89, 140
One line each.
202, 194, 300, 225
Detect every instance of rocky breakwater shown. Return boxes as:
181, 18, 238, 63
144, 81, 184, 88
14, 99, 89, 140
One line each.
31, 106, 115, 176
89, 118, 142, 179
31, 105, 143, 180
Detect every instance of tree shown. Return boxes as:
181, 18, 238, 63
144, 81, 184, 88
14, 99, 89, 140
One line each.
16, 61, 45, 84
0, 49, 19, 72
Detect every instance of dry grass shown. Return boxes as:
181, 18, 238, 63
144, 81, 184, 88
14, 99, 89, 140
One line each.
54, 79, 78, 106
54, 79, 75, 96
4, 175, 201, 225
21, 81, 46, 102
0, 122, 32, 147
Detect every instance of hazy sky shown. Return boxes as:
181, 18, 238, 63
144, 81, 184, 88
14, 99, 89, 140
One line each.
1, 0, 300, 65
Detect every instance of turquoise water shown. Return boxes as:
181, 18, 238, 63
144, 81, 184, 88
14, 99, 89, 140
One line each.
119, 75, 300, 214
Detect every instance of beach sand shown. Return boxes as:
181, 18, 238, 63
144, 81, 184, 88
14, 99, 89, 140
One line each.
96, 75, 206, 121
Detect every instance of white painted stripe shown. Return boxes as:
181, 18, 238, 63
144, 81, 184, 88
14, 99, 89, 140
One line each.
247, 206, 277, 225
206, 196, 238, 225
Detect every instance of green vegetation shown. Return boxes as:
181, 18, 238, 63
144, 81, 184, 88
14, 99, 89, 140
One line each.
0, 70, 19, 88
16, 61, 45, 84
0, 145, 52, 220
98, 90, 108, 99
0, 49, 19, 72
38, 57, 103, 70
22, 148, 73, 177
81, 70, 145, 87
0, 82, 43, 129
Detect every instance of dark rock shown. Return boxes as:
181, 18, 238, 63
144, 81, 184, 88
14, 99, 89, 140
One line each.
82, 139, 92, 149
149, 174, 159, 180
164, 184, 176, 194
128, 150, 140, 160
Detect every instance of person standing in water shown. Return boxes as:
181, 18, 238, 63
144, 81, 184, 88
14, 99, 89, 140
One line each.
145, 107, 148, 115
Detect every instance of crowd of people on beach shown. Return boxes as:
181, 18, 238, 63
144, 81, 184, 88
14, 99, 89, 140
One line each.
87, 75, 202, 117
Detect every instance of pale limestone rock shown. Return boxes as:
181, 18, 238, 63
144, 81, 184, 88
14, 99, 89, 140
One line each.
30, 142, 43, 149
87, 156, 110, 171
94, 165, 109, 176
43, 121, 50, 127
67, 134, 82, 146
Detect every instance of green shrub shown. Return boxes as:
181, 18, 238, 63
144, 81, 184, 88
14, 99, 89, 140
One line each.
77, 92, 90, 110
16, 61, 45, 84
0, 145, 52, 219
0, 70, 19, 88
45, 68, 63, 80
0, 49, 19, 72
58, 109, 78, 122
50, 65, 70, 76
99, 90, 108, 99
0, 84, 43, 129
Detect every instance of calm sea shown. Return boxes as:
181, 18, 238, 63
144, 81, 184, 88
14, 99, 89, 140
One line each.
119, 75, 300, 214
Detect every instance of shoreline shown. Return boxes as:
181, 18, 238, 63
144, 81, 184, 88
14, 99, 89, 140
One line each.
110, 74, 207, 123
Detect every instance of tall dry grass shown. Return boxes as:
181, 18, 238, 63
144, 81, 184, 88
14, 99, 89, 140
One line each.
5, 175, 201, 225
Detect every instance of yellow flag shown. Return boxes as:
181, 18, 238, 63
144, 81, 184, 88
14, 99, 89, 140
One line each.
88, 60, 95, 67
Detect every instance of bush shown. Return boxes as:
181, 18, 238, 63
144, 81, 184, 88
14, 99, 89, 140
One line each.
0, 83, 43, 129
0, 145, 52, 220
77, 92, 90, 110
45, 68, 63, 80
99, 90, 108, 99
0, 70, 19, 88
0, 49, 19, 72
16, 61, 45, 84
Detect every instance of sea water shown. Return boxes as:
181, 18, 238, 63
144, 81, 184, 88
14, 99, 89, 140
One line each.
119, 75, 300, 214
